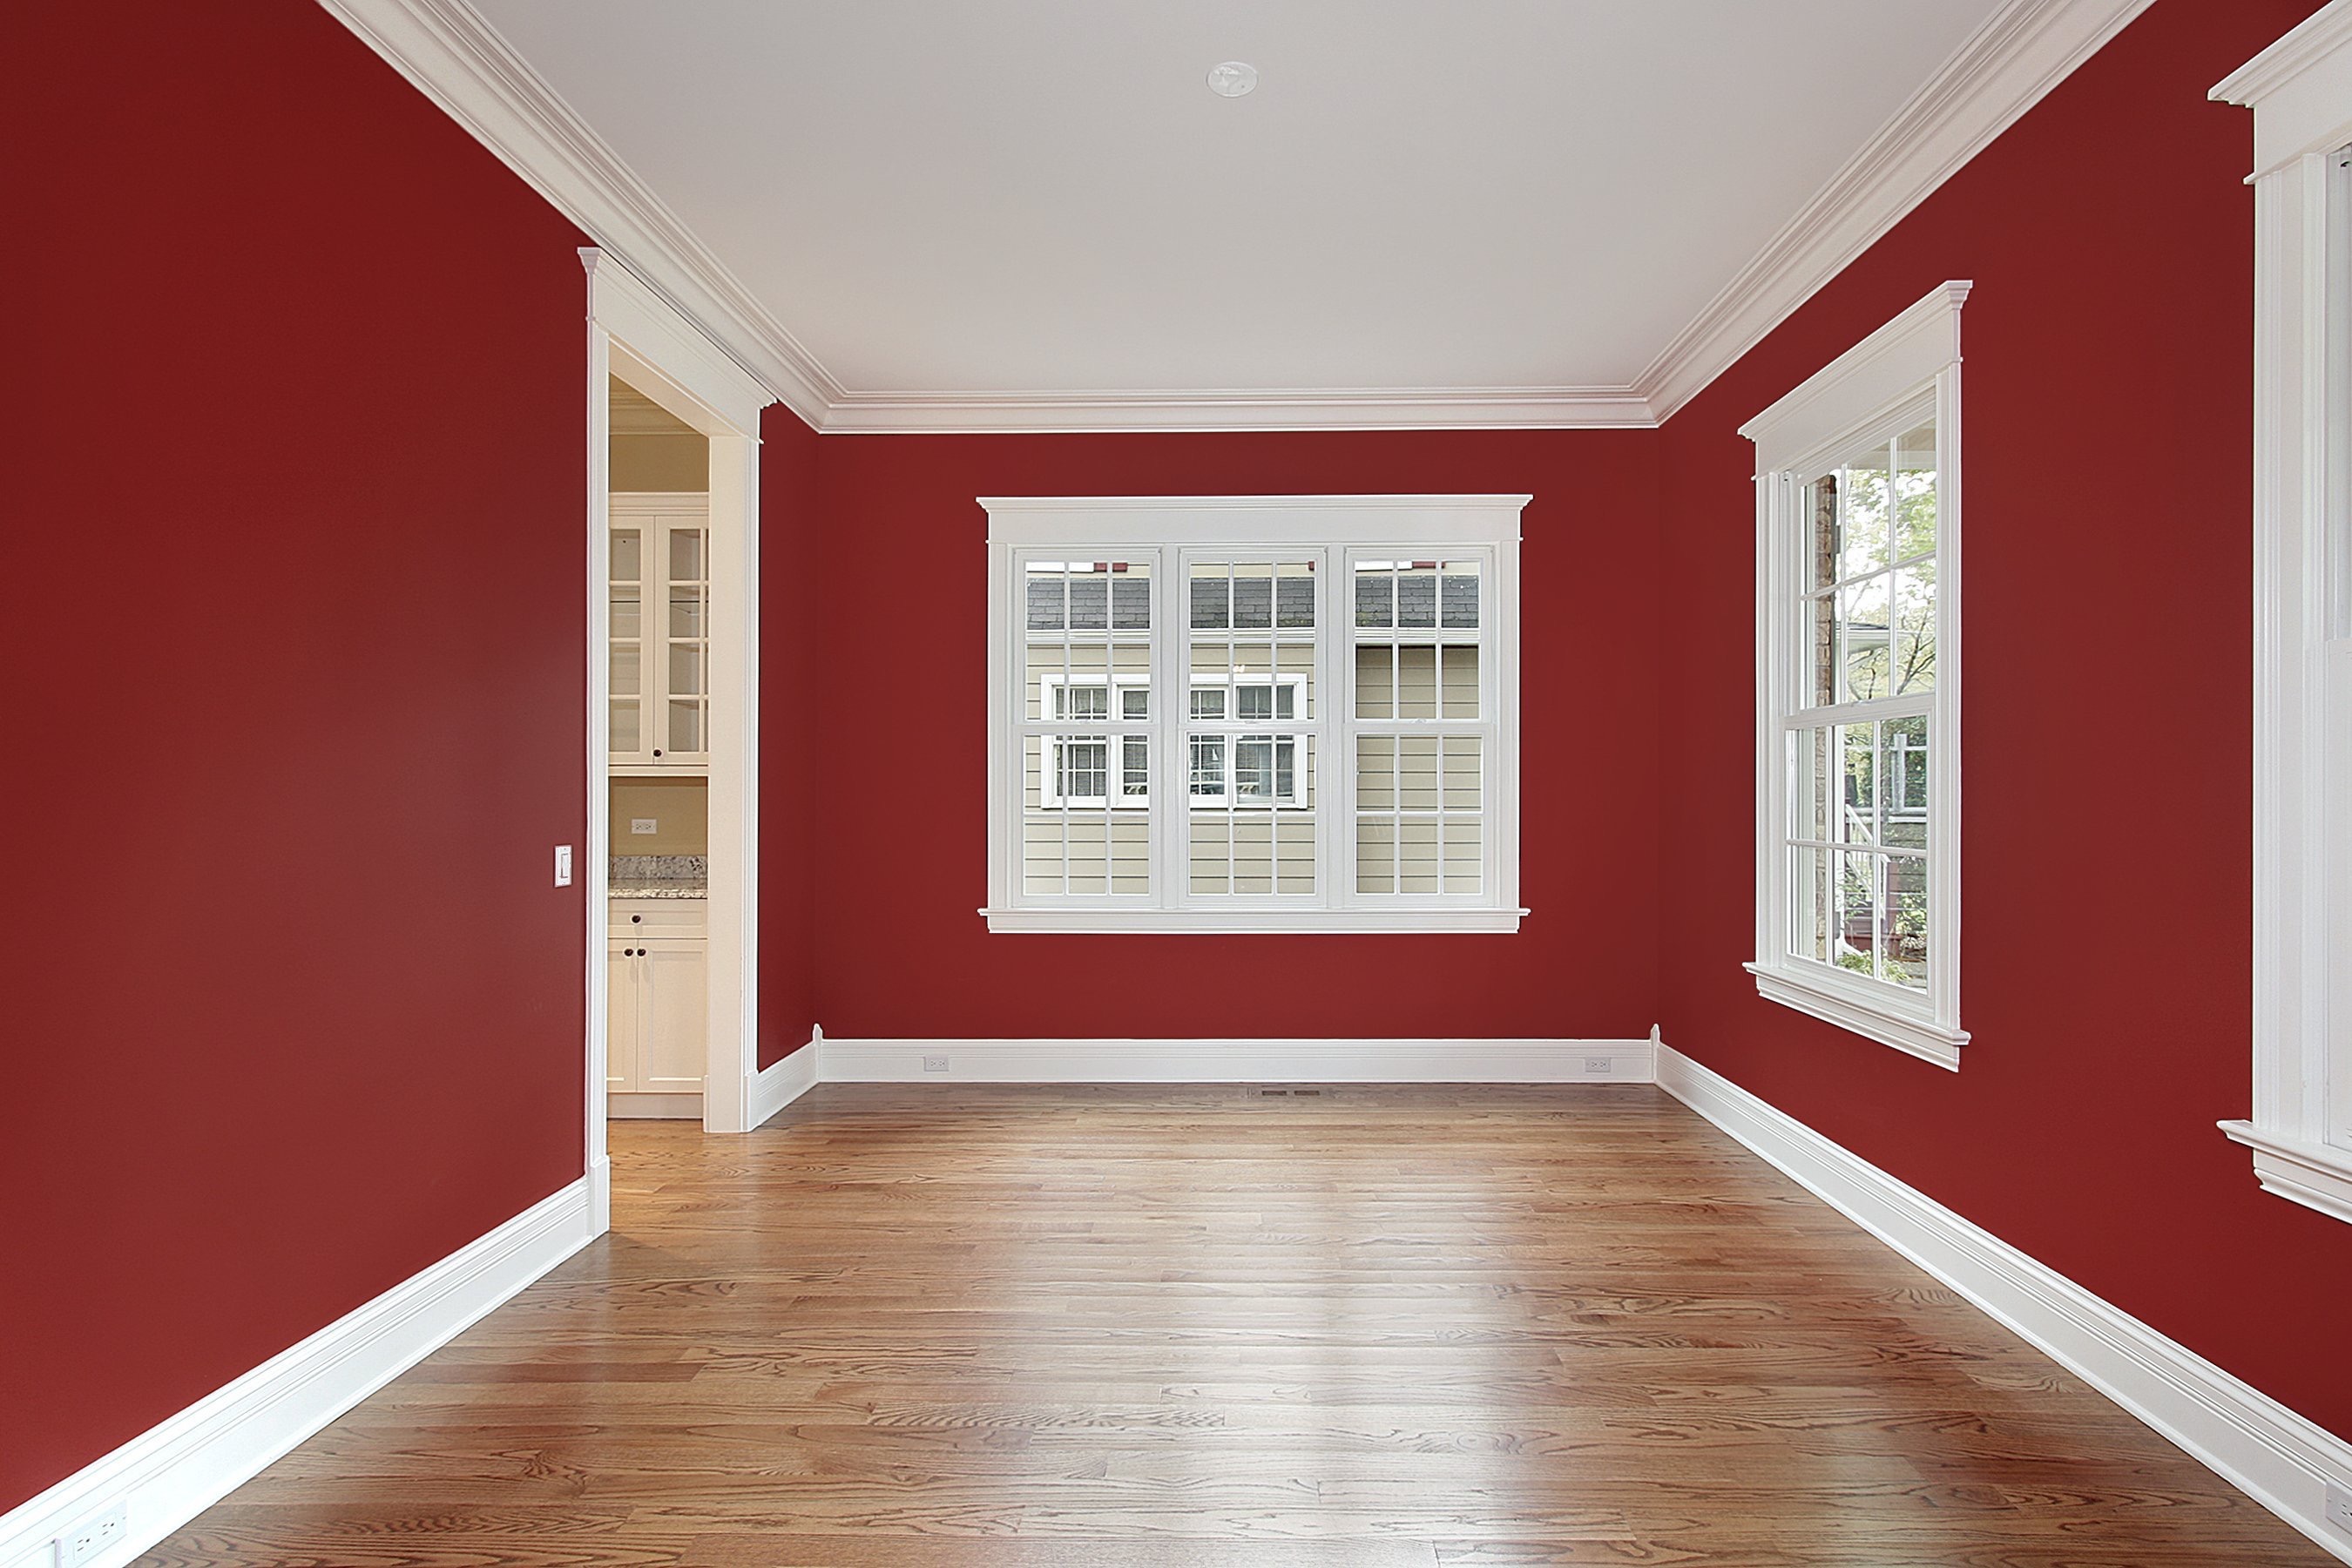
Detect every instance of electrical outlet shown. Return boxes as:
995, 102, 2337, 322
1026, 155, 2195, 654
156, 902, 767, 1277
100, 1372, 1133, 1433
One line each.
55, 1501, 126, 1567
922, 1055, 950, 1073
1584, 1056, 1613, 1074
630, 818, 659, 835
2324, 1481, 2352, 1536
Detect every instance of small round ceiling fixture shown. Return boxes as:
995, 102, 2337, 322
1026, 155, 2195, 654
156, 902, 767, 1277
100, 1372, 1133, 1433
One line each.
1206, 60, 1258, 98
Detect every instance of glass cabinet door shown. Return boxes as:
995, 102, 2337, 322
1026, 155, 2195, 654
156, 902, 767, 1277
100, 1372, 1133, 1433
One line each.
609, 526, 647, 760
661, 521, 710, 761
609, 499, 712, 770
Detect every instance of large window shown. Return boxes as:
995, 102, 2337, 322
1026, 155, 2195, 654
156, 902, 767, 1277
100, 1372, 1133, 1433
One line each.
1744, 284, 1969, 1067
984, 497, 1524, 932
2216, 17, 2352, 1226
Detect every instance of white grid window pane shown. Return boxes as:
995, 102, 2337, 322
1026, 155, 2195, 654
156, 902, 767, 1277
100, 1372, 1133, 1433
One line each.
992, 510, 1518, 930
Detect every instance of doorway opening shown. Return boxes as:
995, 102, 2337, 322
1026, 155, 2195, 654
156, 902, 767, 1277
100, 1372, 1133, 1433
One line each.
605, 383, 712, 1121
583, 250, 769, 1235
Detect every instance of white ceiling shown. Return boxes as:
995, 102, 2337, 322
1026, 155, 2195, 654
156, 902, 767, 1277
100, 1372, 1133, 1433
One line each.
470, 0, 2004, 411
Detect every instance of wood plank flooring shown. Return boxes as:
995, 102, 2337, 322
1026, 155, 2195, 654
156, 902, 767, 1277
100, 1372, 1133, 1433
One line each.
139, 1085, 2331, 1565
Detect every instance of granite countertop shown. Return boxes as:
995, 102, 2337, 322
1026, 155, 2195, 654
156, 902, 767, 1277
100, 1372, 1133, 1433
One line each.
610, 853, 707, 900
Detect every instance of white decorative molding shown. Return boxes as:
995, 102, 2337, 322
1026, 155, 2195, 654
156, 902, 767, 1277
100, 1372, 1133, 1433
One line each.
0, 1180, 594, 1568
2213, 0, 2352, 174
1639, 0, 2149, 420
749, 1029, 823, 1126
582, 250, 769, 438
1737, 280, 1971, 469
318, 0, 2142, 434
2213, 3, 2352, 1227
2221, 1119, 2352, 1226
1656, 1044, 2352, 1567
818, 1037, 1657, 1085
1745, 964, 1966, 1071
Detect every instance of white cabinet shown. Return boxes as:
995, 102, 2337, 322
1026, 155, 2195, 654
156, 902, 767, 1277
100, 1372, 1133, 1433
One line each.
608, 898, 706, 1117
609, 493, 711, 772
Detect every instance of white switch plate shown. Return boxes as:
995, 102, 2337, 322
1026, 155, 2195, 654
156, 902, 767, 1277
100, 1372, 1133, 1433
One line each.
631, 818, 659, 835
554, 845, 573, 887
2324, 1480, 2352, 1535
54, 1501, 126, 1567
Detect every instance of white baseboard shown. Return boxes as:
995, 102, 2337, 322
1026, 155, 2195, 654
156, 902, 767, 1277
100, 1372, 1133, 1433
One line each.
1654, 1042, 2352, 1566
748, 1027, 823, 1125
817, 1035, 1657, 1084
0, 1179, 595, 1568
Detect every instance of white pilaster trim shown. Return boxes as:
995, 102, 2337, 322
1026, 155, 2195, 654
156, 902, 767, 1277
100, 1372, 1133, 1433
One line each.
1655, 1043, 2352, 1567
816, 1037, 1656, 1085
2213, 3, 2352, 1225
0, 1181, 594, 1568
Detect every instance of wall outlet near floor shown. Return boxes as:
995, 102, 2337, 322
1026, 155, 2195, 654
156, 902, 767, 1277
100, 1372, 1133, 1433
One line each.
2325, 1480, 2352, 1535
630, 818, 659, 835
54, 1501, 127, 1567
1584, 1056, 1613, 1074
922, 1055, 950, 1073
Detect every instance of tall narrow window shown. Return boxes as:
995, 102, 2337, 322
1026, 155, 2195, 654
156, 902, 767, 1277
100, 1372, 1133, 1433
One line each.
985, 497, 1524, 933
1744, 283, 1968, 1067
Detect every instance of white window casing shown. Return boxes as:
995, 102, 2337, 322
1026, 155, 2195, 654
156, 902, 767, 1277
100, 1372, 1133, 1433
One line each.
2213, 2, 2352, 1225
1741, 282, 1971, 1069
983, 496, 1526, 934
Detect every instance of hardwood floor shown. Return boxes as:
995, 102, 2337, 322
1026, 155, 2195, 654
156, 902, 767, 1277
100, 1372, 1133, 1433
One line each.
141, 1085, 2330, 1566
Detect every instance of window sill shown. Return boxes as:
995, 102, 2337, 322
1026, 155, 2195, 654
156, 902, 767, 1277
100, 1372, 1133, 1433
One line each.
1745, 962, 1967, 1070
983, 907, 1526, 935
2219, 1120, 2352, 1226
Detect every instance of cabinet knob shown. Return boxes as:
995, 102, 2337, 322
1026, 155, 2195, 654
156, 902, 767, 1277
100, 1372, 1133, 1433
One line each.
632, 915, 642, 923
652, 748, 664, 757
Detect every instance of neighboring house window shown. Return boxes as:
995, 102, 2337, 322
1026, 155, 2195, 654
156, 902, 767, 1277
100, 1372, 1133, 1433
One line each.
2214, 17, 2352, 1226
984, 497, 1525, 932
1742, 282, 1970, 1068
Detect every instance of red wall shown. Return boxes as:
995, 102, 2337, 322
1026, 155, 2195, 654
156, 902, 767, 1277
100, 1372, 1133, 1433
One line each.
7, 3, 591, 1511
758, 407, 823, 1066
801, 431, 1661, 1042
1654, 0, 2351, 1443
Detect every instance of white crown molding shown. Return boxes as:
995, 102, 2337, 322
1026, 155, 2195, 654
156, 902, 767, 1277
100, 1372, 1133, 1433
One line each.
1656, 1044, 2352, 1567
1633, 0, 2151, 422
0, 1179, 593, 1568
320, 0, 839, 422
322, 0, 2143, 434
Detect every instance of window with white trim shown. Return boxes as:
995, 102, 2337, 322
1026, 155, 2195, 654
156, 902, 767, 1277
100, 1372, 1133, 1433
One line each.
984, 497, 1524, 933
1744, 282, 1969, 1068
2215, 13, 2352, 1226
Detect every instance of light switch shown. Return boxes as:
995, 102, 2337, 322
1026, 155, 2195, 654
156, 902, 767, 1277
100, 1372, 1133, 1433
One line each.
631, 818, 659, 835
554, 845, 573, 887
